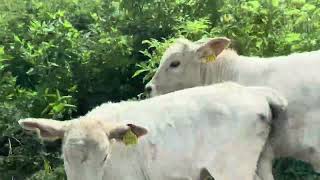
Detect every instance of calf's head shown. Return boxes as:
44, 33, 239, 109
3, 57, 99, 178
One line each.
145, 37, 231, 96
19, 118, 147, 180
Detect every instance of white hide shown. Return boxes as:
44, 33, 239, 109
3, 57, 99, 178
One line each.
146, 37, 320, 179
19, 82, 287, 180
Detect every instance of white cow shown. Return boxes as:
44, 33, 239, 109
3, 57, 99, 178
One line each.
145, 37, 320, 180
19, 83, 287, 180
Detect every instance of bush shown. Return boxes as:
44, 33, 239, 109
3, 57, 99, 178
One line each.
0, 0, 141, 179
136, 0, 320, 81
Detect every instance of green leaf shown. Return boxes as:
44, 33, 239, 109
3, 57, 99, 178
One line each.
0, 46, 4, 55
43, 159, 52, 174
302, 4, 316, 12
52, 103, 64, 113
63, 20, 73, 29
272, 0, 279, 7
132, 69, 148, 78
48, 62, 59, 67
26, 68, 35, 75
285, 33, 301, 43
13, 35, 21, 43
291, 0, 306, 8
246, 1, 261, 12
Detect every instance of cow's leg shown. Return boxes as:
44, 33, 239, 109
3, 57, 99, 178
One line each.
256, 143, 275, 180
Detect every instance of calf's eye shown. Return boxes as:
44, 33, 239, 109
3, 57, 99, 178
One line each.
169, 61, 180, 68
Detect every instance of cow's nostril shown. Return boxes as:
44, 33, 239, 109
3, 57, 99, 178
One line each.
145, 86, 152, 93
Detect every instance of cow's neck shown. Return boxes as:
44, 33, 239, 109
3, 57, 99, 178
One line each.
200, 50, 269, 86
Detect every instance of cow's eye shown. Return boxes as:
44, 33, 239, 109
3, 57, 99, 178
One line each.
169, 61, 180, 68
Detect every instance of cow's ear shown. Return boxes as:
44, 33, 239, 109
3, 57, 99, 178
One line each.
19, 118, 70, 141
196, 37, 230, 60
108, 124, 148, 144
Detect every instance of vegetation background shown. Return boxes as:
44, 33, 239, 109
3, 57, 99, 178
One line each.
0, 0, 320, 179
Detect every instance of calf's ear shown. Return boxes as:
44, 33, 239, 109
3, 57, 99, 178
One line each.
108, 123, 148, 143
196, 37, 231, 59
19, 118, 70, 141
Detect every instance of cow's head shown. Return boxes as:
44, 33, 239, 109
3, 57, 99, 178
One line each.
145, 37, 231, 97
19, 118, 147, 180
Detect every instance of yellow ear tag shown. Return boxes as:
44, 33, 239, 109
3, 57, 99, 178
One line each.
202, 54, 217, 63
122, 130, 138, 146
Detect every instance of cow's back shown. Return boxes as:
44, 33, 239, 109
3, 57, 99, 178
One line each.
92, 83, 273, 179
238, 50, 320, 157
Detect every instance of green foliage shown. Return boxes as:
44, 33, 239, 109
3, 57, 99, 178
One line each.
137, 0, 320, 81
210, 0, 320, 56
27, 164, 67, 180
134, 38, 175, 82
0, 0, 320, 179
274, 158, 320, 180
0, 0, 143, 179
